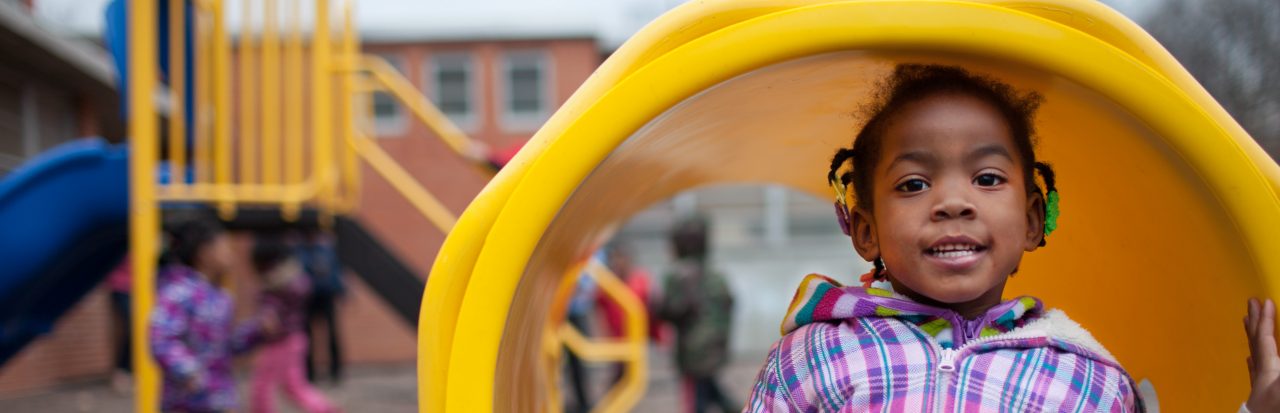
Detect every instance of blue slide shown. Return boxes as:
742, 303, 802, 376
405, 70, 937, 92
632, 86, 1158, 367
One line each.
0, 138, 129, 365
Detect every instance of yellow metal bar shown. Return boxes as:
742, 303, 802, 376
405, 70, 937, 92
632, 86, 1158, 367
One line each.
157, 181, 320, 203
127, 0, 161, 411
363, 56, 496, 177
282, 0, 303, 219
351, 131, 457, 231
586, 260, 650, 411
211, 0, 235, 218
361, 57, 475, 159
238, 0, 256, 186
338, 0, 360, 212
167, 0, 186, 187
313, 0, 333, 218
361, 56, 467, 153
195, 10, 212, 184
543, 324, 565, 413
557, 324, 634, 361
355, 77, 380, 93
261, 0, 280, 187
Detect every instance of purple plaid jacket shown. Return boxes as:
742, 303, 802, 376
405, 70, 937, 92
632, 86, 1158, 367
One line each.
745, 274, 1143, 412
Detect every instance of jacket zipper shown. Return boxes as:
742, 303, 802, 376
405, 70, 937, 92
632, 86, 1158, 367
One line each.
912, 324, 1054, 413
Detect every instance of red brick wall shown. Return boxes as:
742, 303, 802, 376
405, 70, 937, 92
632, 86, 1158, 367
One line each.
0, 288, 114, 396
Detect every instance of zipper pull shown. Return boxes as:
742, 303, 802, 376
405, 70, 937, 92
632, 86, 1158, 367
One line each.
938, 348, 957, 372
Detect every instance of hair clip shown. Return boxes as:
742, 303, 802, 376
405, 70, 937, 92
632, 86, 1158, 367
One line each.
1044, 190, 1059, 237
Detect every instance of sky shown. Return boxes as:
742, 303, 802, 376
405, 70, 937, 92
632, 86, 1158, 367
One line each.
31, 0, 1166, 49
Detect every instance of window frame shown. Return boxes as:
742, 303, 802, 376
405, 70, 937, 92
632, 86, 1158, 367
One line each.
371, 53, 408, 137
425, 51, 479, 132
497, 49, 553, 132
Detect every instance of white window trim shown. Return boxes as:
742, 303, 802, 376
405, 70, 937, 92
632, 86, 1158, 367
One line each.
372, 54, 408, 137
497, 49, 553, 133
425, 51, 479, 133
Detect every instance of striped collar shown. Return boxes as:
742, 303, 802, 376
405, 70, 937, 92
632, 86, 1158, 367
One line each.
782, 273, 1043, 349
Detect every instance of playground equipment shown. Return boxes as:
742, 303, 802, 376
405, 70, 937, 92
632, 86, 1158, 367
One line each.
112, 0, 647, 412
10, 0, 1276, 411
421, 0, 1280, 412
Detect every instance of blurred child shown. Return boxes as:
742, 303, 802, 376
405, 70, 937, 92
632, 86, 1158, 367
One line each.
151, 217, 270, 413
296, 231, 346, 384
658, 216, 737, 413
249, 235, 339, 413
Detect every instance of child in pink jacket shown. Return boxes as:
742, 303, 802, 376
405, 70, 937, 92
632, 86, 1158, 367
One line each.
249, 235, 339, 413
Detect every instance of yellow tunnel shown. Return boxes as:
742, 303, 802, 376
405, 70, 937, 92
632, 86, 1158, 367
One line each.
419, 0, 1280, 411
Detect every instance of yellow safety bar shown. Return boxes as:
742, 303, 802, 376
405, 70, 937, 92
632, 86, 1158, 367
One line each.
127, 0, 160, 410
358, 56, 498, 177
150, 0, 356, 218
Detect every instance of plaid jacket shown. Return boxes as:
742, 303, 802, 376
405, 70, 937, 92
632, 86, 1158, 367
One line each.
746, 274, 1143, 412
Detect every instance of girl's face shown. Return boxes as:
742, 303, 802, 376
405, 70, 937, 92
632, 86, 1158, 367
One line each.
851, 93, 1045, 316
197, 232, 235, 276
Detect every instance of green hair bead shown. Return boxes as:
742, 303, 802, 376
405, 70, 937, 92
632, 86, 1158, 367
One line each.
1044, 190, 1060, 237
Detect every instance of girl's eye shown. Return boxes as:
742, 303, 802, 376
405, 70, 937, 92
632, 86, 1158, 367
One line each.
974, 173, 1006, 187
895, 179, 930, 193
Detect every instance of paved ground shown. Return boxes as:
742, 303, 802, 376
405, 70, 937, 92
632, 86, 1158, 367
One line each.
0, 347, 767, 412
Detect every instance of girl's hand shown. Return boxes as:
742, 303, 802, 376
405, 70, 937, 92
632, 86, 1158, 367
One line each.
1246, 298, 1280, 412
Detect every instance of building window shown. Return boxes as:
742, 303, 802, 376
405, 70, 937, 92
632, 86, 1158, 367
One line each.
501, 50, 550, 130
428, 52, 474, 129
372, 54, 407, 136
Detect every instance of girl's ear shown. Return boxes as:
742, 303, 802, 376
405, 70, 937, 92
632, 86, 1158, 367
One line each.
1024, 190, 1046, 251
850, 207, 881, 261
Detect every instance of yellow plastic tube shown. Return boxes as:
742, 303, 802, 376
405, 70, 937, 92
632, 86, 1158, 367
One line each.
422, 1, 1280, 411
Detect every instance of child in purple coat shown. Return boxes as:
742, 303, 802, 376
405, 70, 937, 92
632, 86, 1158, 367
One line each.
248, 235, 338, 413
151, 218, 269, 413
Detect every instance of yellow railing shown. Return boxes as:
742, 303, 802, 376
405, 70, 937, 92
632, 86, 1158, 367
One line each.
148, 0, 358, 220
549, 260, 650, 413
128, 0, 647, 411
132, 0, 361, 410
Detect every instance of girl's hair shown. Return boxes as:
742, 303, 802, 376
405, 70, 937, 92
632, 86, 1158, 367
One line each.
251, 234, 291, 275
168, 216, 226, 268
829, 64, 1058, 245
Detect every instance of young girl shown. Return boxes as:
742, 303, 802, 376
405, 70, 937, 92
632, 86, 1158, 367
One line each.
744, 64, 1140, 411
151, 217, 269, 413
249, 235, 339, 413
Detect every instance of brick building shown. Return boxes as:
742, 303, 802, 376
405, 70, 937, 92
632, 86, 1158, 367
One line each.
0, 0, 605, 394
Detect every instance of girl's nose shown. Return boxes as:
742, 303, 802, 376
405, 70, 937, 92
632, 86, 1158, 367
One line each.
932, 197, 975, 221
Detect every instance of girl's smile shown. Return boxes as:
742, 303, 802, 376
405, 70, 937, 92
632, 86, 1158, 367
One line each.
923, 234, 988, 272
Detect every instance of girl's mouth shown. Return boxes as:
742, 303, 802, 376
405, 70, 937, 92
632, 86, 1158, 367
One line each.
926, 243, 986, 257
924, 236, 987, 271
